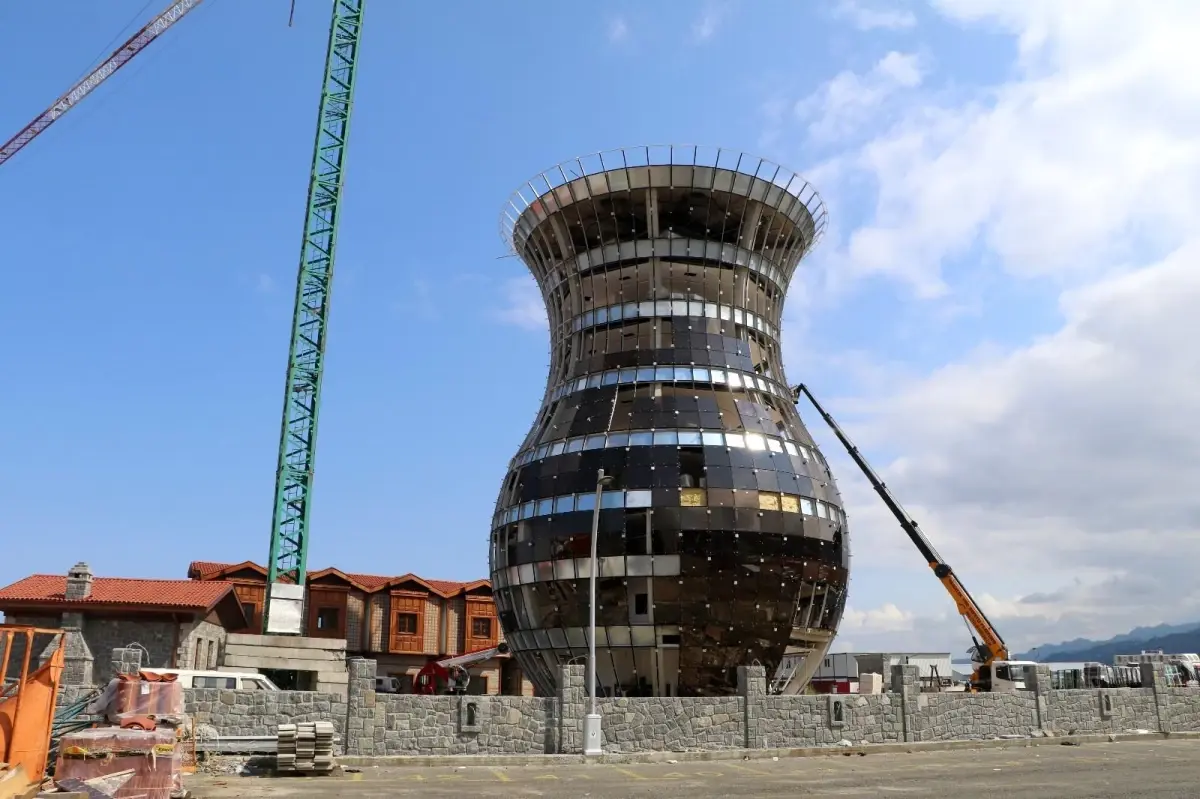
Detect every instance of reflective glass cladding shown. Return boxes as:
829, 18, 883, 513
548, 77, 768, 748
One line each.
492, 147, 849, 697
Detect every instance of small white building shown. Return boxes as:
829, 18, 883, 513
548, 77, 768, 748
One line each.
778, 651, 953, 693
852, 652, 953, 685
809, 652, 860, 681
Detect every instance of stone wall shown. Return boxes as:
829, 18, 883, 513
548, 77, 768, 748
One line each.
1161, 686, 1200, 731
1046, 688, 1158, 734
758, 694, 902, 748
375, 694, 548, 754
84, 618, 182, 683
177, 657, 1200, 757
4, 613, 224, 685
913, 691, 1039, 740
3, 615, 62, 680
179, 620, 227, 673
185, 689, 348, 743
600, 696, 745, 753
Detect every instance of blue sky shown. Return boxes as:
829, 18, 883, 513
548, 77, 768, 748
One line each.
4, 0, 1198, 654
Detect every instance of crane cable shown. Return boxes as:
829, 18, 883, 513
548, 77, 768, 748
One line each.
81, 2, 157, 77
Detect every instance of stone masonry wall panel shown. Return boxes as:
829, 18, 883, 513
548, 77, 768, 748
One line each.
377, 694, 549, 755
169, 663, 1200, 757
759, 695, 902, 748
1162, 687, 1200, 731
1046, 689, 1159, 735
600, 697, 745, 753
185, 688, 348, 745
912, 692, 1038, 741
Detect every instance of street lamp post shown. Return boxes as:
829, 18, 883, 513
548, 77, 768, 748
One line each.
584, 468, 613, 756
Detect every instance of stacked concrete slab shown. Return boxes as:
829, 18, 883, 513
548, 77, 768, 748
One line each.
219, 633, 348, 698
276, 721, 335, 774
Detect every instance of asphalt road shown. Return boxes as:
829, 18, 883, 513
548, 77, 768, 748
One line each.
188, 738, 1200, 798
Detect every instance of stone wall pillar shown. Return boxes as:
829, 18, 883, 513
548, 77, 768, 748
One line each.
42, 612, 93, 686
1029, 664, 1053, 732
555, 664, 585, 754
111, 646, 143, 677
346, 658, 380, 756
890, 664, 919, 742
1141, 662, 1170, 733
737, 664, 766, 749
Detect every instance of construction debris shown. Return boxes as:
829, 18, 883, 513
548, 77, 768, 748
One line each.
274, 722, 335, 775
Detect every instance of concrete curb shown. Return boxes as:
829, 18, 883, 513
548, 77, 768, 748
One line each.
337, 730, 1200, 768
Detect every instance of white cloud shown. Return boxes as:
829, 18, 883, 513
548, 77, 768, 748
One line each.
691, 3, 726, 42
816, 1, 1200, 294
795, 52, 925, 142
833, 0, 917, 30
410, 277, 438, 320
779, 1, 1200, 653
492, 276, 547, 331
841, 603, 915, 634
607, 16, 629, 43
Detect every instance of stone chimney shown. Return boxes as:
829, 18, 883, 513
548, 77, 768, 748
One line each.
65, 562, 93, 600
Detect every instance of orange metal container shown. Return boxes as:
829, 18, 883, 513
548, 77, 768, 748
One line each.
0, 625, 65, 784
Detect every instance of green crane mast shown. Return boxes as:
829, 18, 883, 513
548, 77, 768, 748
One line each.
264, 0, 366, 634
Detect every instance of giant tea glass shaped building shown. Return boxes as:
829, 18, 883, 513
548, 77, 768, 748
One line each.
489, 147, 849, 697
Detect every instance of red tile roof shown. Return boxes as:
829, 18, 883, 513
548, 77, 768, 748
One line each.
188, 561, 242, 581
185, 561, 489, 597
0, 575, 235, 611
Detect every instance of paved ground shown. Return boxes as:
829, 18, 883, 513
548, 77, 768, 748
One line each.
187, 739, 1200, 798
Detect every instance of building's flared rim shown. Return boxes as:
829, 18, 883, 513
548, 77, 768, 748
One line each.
498, 144, 828, 257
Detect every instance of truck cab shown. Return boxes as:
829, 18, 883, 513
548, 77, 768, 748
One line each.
975, 660, 1039, 692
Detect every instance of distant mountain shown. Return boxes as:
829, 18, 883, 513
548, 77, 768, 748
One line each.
1015, 621, 1200, 664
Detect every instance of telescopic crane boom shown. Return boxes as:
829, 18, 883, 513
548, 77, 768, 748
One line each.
0, 0, 203, 167
791, 384, 1010, 687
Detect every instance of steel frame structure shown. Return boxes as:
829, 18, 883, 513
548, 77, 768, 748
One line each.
0, 0, 204, 167
264, 0, 366, 631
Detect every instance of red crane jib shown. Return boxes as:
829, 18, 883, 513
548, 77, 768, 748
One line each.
0, 0, 203, 166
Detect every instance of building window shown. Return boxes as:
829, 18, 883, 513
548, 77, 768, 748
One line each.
242, 602, 258, 628
471, 617, 493, 639
634, 593, 649, 615
316, 607, 340, 631
395, 612, 419, 635
194, 641, 204, 669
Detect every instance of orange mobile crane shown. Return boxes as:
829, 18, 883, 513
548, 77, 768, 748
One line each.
792, 384, 1036, 692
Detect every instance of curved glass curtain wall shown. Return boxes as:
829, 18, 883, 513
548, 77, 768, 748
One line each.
491, 146, 850, 697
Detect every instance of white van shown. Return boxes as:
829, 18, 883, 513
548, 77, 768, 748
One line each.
376, 676, 402, 693
140, 669, 279, 691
